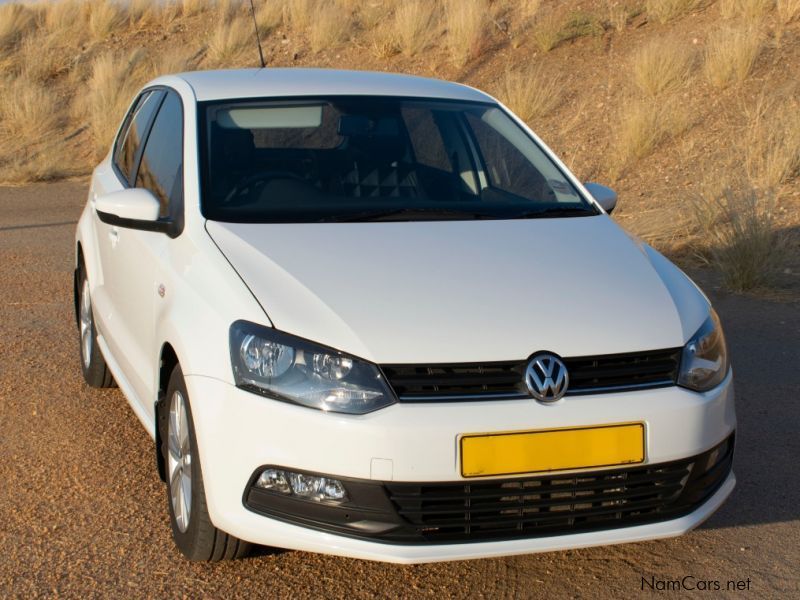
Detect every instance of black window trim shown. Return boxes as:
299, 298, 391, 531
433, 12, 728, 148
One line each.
102, 85, 186, 238
111, 89, 165, 187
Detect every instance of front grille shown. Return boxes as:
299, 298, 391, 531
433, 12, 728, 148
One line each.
244, 434, 734, 545
384, 435, 733, 543
382, 348, 682, 401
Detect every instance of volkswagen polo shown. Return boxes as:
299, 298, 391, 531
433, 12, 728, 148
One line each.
74, 68, 735, 563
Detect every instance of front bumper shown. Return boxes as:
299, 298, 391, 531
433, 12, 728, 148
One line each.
185, 371, 735, 563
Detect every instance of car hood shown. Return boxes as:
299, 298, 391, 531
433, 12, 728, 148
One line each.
206, 216, 709, 364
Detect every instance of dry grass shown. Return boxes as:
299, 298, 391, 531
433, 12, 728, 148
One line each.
288, 0, 315, 30
719, 0, 773, 19
394, 0, 439, 57
87, 0, 124, 42
632, 38, 695, 96
704, 24, 762, 88
206, 16, 254, 65
18, 32, 73, 82
0, 3, 37, 50
308, 2, 352, 53
645, 0, 700, 23
499, 65, 564, 123
777, 0, 800, 22
444, 0, 487, 65
0, 77, 61, 141
80, 50, 151, 159
43, 0, 84, 38
182, 0, 208, 18
606, 2, 629, 32
612, 97, 689, 173
744, 95, 800, 190
691, 183, 788, 291
256, 0, 285, 33
532, 11, 563, 52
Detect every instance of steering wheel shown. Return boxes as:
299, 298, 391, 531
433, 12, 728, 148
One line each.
223, 171, 307, 205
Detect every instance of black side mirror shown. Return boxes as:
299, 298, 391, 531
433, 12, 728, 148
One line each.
584, 182, 617, 214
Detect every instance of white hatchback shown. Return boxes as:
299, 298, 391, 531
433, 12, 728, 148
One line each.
75, 68, 735, 563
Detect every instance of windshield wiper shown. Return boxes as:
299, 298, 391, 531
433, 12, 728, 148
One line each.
511, 206, 597, 219
321, 208, 497, 223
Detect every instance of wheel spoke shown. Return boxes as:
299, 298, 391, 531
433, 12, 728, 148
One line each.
168, 388, 192, 533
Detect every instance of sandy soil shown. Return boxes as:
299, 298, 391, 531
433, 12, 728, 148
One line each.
0, 181, 797, 598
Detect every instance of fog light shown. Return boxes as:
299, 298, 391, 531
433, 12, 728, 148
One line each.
255, 468, 291, 494
255, 468, 348, 503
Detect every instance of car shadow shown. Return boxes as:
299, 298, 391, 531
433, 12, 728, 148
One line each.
696, 288, 800, 530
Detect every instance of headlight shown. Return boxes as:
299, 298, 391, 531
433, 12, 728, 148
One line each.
229, 321, 397, 414
678, 309, 729, 392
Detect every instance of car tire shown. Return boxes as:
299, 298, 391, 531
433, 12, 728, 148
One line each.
77, 266, 114, 388
162, 364, 251, 561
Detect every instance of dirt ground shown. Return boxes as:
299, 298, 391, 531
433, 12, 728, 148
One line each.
0, 181, 798, 598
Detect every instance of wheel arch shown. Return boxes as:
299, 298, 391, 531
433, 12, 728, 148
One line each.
155, 342, 181, 482
73, 242, 84, 327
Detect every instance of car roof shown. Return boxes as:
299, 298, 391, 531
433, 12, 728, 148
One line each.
174, 68, 495, 103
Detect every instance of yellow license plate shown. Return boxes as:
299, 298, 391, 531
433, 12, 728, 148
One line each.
460, 423, 645, 478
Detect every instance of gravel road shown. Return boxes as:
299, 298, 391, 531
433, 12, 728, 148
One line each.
1, 181, 798, 598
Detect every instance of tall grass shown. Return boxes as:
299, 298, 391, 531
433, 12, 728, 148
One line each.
719, 0, 773, 19
744, 96, 800, 190
691, 183, 788, 291
645, 0, 700, 23
532, 12, 564, 52
0, 3, 37, 51
777, 0, 800, 22
87, 0, 124, 42
704, 24, 762, 88
444, 0, 487, 65
612, 97, 689, 174
206, 16, 253, 65
499, 65, 564, 123
632, 38, 695, 96
81, 50, 151, 159
394, 0, 439, 57
308, 2, 352, 52
0, 77, 61, 141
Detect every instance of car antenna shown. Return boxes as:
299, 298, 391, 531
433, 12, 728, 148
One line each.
248, 0, 266, 69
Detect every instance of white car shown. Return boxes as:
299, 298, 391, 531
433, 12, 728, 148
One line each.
74, 68, 735, 563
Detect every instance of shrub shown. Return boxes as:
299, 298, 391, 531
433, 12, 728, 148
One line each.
645, 0, 700, 23
394, 0, 439, 57
444, 0, 487, 65
691, 184, 788, 291
704, 24, 762, 88
632, 38, 695, 96
308, 2, 352, 52
499, 64, 564, 123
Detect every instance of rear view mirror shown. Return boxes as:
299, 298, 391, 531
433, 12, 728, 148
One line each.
95, 188, 173, 234
584, 182, 617, 214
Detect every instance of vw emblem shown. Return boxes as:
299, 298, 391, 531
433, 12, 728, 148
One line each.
525, 353, 569, 402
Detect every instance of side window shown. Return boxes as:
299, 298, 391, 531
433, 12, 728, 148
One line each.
135, 92, 183, 219
113, 91, 164, 185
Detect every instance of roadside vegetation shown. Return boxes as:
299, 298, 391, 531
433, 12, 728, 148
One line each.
0, 0, 797, 293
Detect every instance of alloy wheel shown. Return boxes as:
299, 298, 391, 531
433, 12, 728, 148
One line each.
168, 391, 192, 533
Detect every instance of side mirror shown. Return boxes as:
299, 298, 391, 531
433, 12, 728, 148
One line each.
95, 188, 171, 234
584, 182, 617, 214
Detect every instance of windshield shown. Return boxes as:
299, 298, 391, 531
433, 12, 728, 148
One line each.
198, 96, 597, 223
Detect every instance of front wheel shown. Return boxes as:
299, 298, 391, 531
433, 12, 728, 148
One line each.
77, 267, 114, 388
163, 365, 250, 561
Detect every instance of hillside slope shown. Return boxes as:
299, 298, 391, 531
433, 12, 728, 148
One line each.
1, 0, 798, 288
